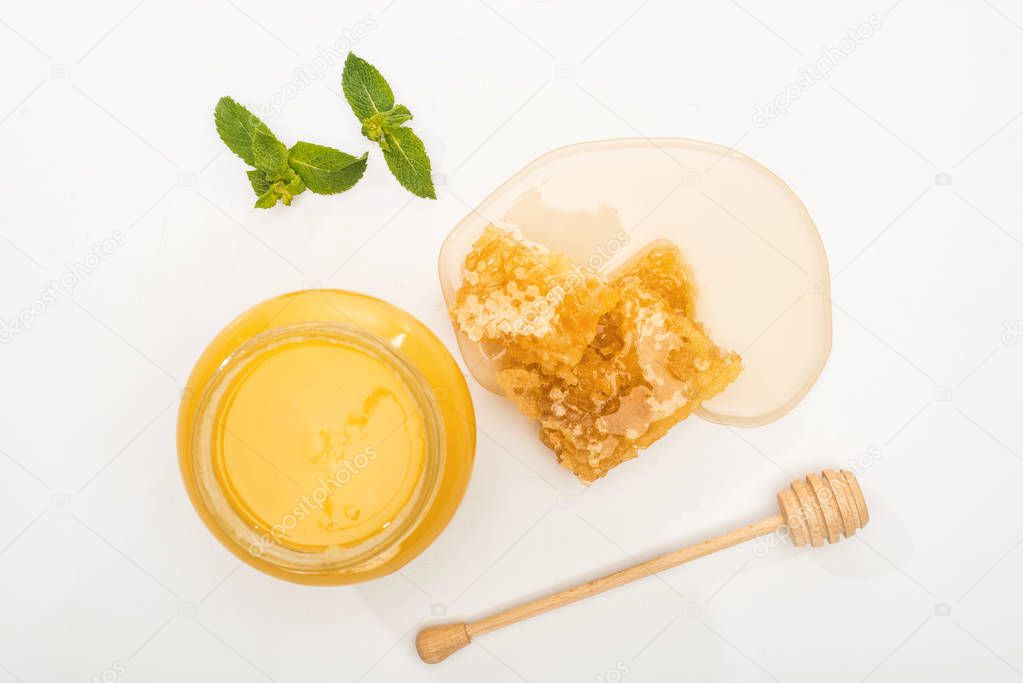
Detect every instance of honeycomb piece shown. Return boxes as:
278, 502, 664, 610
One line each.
499, 263, 741, 482
456, 233, 742, 484
450, 227, 618, 371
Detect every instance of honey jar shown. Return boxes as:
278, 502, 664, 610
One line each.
178, 290, 475, 584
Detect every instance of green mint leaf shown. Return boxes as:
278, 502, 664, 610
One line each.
381, 127, 435, 199
252, 129, 289, 178
214, 96, 281, 167
342, 53, 394, 120
287, 142, 368, 195
384, 104, 413, 128
247, 169, 270, 196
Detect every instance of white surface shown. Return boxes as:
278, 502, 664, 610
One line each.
1, 1, 1021, 681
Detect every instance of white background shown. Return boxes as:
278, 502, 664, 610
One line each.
1, 1, 1021, 681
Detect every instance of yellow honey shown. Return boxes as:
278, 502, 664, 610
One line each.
178, 290, 475, 585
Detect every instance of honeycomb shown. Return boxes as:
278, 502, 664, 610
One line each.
450, 227, 618, 372
451, 228, 741, 483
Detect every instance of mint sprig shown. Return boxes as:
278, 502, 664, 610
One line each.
214, 96, 366, 209
342, 53, 436, 199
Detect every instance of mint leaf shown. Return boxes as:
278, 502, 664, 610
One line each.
384, 104, 412, 127
381, 127, 435, 199
252, 129, 289, 178
247, 169, 270, 196
342, 53, 394, 119
214, 97, 281, 168
288, 142, 367, 195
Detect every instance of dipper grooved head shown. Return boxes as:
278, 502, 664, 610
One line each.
777, 470, 868, 547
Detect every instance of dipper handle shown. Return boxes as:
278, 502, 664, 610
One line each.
417, 469, 867, 664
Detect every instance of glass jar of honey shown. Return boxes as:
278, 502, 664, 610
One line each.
177, 290, 475, 585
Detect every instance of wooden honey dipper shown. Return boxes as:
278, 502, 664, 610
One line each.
417, 469, 868, 664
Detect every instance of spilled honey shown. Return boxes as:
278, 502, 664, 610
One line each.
439, 138, 832, 429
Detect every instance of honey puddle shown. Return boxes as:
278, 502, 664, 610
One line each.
439, 138, 831, 428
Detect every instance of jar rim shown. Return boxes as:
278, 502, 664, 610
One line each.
187, 321, 446, 577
